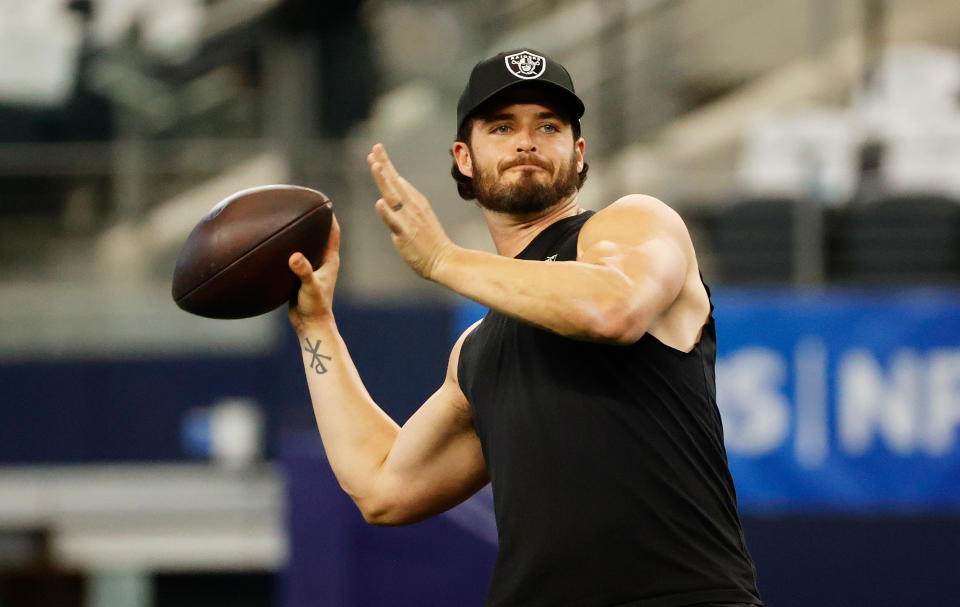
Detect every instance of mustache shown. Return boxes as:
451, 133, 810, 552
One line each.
499, 154, 553, 173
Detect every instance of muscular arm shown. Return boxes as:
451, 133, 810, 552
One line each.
433, 196, 691, 344
290, 230, 488, 524
368, 144, 698, 345
364, 326, 488, 524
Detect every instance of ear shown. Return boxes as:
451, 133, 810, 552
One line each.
575, 137, 585, 173
452, 141, 473, 178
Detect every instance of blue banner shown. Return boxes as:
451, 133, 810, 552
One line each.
713, 288, 960, 513
455, 289, 960, 514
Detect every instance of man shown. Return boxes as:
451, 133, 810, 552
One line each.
287, 48, 762, 607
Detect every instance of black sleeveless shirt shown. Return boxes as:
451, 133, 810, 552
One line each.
458, 212, 762, 607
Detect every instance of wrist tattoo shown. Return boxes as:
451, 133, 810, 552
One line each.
303, 337, 332, 375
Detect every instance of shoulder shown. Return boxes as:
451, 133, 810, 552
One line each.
579, 194, 690, 247
426, 320, 483, 416
447, 319, 483, 384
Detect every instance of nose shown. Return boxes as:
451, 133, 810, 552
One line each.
515, 128, 537, 153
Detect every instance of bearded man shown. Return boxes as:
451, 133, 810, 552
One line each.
287, 48, 763, 607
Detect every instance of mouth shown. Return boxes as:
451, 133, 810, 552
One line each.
500, 156, 553, 175
502, 161, 554, 179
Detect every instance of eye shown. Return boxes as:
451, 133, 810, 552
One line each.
541, 123, 560, 133
491, 124, 511, 134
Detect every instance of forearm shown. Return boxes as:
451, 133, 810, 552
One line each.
295, 316, 400, 504
433, 246, 642, 343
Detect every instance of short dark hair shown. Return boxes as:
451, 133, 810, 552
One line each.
450, 107, 589, 201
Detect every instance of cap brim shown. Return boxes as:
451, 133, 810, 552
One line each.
461, 80, 585, 128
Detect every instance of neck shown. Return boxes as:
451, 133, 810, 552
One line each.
481, 191, 582, 257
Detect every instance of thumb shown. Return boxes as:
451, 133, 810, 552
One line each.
288, 252, 314, 281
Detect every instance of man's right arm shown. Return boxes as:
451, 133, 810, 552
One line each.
293, 318, 488, 525
358, 326, 488, 525
288, 221, 488, 525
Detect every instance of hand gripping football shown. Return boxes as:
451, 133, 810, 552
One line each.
172, 185, 333, 319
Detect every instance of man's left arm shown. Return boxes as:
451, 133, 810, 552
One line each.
368, 146, 690, 345
441, 197, 689, 344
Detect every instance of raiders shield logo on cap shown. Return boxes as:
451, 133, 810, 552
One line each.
504, 50, 546, 80
456, 48, 584, 129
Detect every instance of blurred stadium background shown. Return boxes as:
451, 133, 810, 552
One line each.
1, 0, 959, 605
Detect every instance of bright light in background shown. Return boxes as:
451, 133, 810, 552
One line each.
0, 0, 82, 105
0, 0, 208, 106
86, 0, 206, 63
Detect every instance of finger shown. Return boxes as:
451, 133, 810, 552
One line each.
371, 144, 402, 182
394, 176, 423, 207
288, 252, 314, 281
374, 198, 402, 232
370, 162, 404, 207
330, 214, 341, 241
370, 144, 407, 200
322, 215, 342, 264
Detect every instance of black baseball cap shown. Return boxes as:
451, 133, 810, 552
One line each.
456, 48, 585, 130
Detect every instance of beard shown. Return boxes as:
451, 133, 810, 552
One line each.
472, 150, 579, 215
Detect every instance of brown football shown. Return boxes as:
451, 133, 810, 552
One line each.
172, 184, 333, 319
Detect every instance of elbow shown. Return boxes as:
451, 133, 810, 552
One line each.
579, 301, 649, 345
361, 508, 396, 526
347, 472, 424, 526
591, 317, 647, 346
569, 274, 650, 345
355, 494, 413, 527
355, 496, 397, 526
